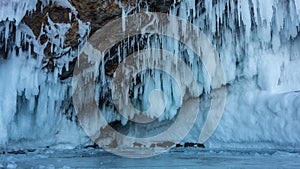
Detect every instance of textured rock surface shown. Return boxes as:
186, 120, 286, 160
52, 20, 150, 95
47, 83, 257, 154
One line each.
18, 0, 177, 78
69, 0, 178, 33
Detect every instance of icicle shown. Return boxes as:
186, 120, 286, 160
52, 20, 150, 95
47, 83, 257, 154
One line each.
239, 0, 251, 38
4, 21, 9, 50
122, 7, 126, 32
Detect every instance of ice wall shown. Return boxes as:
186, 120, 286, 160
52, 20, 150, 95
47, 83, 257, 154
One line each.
0, 0, 91, 148
175, 0, 300, 148
0, 0, 300, 149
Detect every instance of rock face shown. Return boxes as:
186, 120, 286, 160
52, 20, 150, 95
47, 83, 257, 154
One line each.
69, 0, 178, 34
17, 0, 177, 79
21, 1, 81, 74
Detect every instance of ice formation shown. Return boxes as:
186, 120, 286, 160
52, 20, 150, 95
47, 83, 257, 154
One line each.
0, 0, 300, 150
0, 0, 91, 148
0, 0, 38, 25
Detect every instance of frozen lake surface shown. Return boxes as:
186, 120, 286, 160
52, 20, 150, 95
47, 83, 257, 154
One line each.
1, 148, 300, 168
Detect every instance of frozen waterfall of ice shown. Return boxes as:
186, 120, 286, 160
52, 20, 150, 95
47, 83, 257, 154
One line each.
0, 0, 300, 149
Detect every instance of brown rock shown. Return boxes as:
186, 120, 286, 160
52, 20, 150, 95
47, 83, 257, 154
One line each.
20, 0, 177, 78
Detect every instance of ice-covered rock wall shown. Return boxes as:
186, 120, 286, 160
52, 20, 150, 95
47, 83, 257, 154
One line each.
0, 0, 91, 149
0, 0, 300, 149
176, 0, 300, 148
